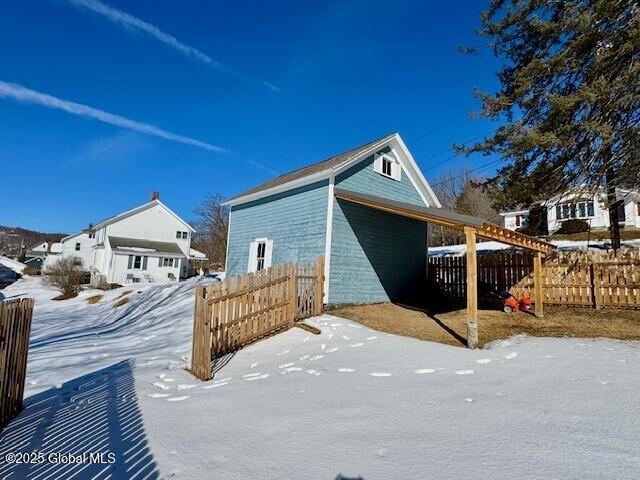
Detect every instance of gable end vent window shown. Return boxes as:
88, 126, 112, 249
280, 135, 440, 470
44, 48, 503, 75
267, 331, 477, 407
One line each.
247, 238, 273, 273
373, 154, 401, 181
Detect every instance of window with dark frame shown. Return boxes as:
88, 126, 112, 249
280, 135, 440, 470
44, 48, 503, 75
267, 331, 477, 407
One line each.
256, 241, 266, 271
163, 257, 174, 267
182, 232, 188, 239
382, 157, 392, 176
75, 242, 81, 251
133, 255, 142, 269
556, 200, 595, 220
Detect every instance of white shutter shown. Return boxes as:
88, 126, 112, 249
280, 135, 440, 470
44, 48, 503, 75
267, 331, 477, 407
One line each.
264, 240, 273, 269
392, 161, 402, 181
373, 154, 383, 174
247, 241, 257, 273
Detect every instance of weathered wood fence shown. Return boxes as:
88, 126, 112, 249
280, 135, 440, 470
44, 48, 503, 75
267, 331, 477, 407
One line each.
1, 298, 34, 431
428, 249, 640, 310
191, 258, 324, 381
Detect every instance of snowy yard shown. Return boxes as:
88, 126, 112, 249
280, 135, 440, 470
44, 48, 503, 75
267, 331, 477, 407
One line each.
1, 277, 639, 479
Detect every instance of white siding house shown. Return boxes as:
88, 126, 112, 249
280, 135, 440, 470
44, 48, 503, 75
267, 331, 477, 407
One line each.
54, 193, 200, 286
501, 188, 640, 233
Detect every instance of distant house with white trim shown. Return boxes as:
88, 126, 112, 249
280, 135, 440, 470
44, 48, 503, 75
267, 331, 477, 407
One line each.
501, 188, 640, 233
54, 193, 204, 286
223, 133, 441, 305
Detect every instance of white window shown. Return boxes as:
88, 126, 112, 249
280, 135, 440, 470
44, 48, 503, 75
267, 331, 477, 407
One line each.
75, 242, 81, 251
373, 153, 401, 181
556, 200, 595, 220
163, 257, 174, 267
182, 232, 188, 239
247, 238, 273, 273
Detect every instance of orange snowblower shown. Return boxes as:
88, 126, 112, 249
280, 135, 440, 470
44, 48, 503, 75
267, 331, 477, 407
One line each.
490, 290, 533, 313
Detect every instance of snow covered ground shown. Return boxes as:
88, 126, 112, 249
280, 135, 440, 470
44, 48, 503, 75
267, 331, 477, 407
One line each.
1, 277, 639, 479
429, 238, 640, 256
0, 255, 26, 274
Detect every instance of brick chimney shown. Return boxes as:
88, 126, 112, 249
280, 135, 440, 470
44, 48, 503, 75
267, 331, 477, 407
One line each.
151, 191, 160, 201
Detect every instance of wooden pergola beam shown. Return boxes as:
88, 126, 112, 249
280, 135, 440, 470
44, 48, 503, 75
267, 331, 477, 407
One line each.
465, 227, 478, 348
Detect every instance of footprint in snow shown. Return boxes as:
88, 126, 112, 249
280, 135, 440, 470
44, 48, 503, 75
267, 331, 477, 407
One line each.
338, 368, 355, 373
454, 370, 475, 375
153, 382, 170, 390
306, 369, 321, 376
157, 373, 166, 379
250, 363, 259, 368
326, 348, 339, 353
464, 398, 474, 403
245, 374, 269, 381
167, 396, 189, 402
476, 359, 491, 364
277, 350, 290, 356
279, 362, 295, 369
299, 355, 310, 361
310, 355, 324, 361
504, 352, 519, 360
369, 372, 392, 377
414, 369, 440, 374
350, 343, 363, 348
286, 367, 302, 372
243, 373, 262, 378
177, 384, 197, 390
341, 335, 350, 341
163, 378, 175, 383
149, 393, 170, 398
327, 334, 334, 340
598, 381, 611, 385
203, 382, 230, 389
366, 336, 378, 341
320, 344, 326, 351
303, 337, 310, 343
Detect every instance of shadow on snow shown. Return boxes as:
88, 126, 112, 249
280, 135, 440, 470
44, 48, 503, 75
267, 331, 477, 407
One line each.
0, 360, 160, 479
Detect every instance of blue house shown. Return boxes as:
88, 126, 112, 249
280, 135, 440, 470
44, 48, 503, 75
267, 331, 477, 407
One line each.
223, 133, 441, 305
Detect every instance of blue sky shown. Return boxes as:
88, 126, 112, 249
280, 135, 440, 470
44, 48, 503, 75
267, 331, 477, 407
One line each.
1, 0, 502, 233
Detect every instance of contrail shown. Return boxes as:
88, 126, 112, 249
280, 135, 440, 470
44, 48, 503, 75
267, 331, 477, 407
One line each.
0, 80, 230, 154
67, 0, 280, 93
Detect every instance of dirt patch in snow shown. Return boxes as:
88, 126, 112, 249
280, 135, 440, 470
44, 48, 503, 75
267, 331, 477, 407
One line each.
332, 303, 640, 347
85, 294, 103, 304
113, 296, 130, 307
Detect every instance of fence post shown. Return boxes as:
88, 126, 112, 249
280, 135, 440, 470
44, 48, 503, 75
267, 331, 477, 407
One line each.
315, 257, 325, 316
191, 285, 212, 381
591, 263, 601, 310
289, 263, 297, 326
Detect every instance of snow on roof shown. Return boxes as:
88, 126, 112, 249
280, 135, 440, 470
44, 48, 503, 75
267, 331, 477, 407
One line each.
0, 255, 27, 274
189, 248, 207, 259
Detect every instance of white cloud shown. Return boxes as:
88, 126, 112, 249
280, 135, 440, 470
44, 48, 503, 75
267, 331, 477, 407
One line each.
68, 0, 280, 93
0, 80, 230, 154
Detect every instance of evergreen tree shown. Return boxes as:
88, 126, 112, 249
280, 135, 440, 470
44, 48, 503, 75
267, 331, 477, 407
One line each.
463, 0, 639, 249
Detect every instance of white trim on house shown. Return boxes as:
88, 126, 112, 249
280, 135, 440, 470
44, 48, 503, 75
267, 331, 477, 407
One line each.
224, 211, 232, 273
92, 199, 195, 232
323, 174, 335, 303
222, 133, 440, 208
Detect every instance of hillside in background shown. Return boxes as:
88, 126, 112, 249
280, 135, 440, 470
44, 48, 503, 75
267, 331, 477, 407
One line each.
0, 225, 67, 257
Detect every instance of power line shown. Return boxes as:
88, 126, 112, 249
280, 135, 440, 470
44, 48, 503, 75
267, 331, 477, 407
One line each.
409, 109, 470, 145
420, 131, 495, 172
430, 158, 504, 187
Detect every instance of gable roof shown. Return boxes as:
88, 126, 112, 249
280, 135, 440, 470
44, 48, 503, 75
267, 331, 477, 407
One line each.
224, 133, 441, 208
92, 199, 195, 232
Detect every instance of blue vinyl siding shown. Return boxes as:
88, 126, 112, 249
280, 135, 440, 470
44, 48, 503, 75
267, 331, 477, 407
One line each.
335, 149, 426, 207
328, 199, 426, 305
328, 150, 428, 304
226, 181, 329, 277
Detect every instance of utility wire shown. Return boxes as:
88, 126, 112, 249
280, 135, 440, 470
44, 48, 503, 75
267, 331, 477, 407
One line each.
409, 109, 470, 145
430, 158, 504, 187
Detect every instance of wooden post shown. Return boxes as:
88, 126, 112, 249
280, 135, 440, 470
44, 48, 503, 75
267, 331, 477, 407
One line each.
289, 263, 297, 326
315, 257, 325, 316
534, 251, 544, 318
465, 227, 478, 349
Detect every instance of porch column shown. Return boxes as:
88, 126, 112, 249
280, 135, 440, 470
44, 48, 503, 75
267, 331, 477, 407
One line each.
465, 227, 478, 348
534, 251, 545, 318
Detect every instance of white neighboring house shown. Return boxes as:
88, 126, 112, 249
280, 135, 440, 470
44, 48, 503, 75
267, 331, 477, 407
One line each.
29, 241, 63, 267
501, 188, 640, 233
55, 193, 203, 286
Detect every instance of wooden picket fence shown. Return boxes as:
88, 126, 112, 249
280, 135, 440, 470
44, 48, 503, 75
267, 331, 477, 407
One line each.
191, 258, 324, 381
1, 298, 34, 431
428, 249, 640, 310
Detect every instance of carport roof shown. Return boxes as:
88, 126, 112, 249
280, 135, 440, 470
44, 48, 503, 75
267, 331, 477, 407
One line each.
334, 188, 555, 254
